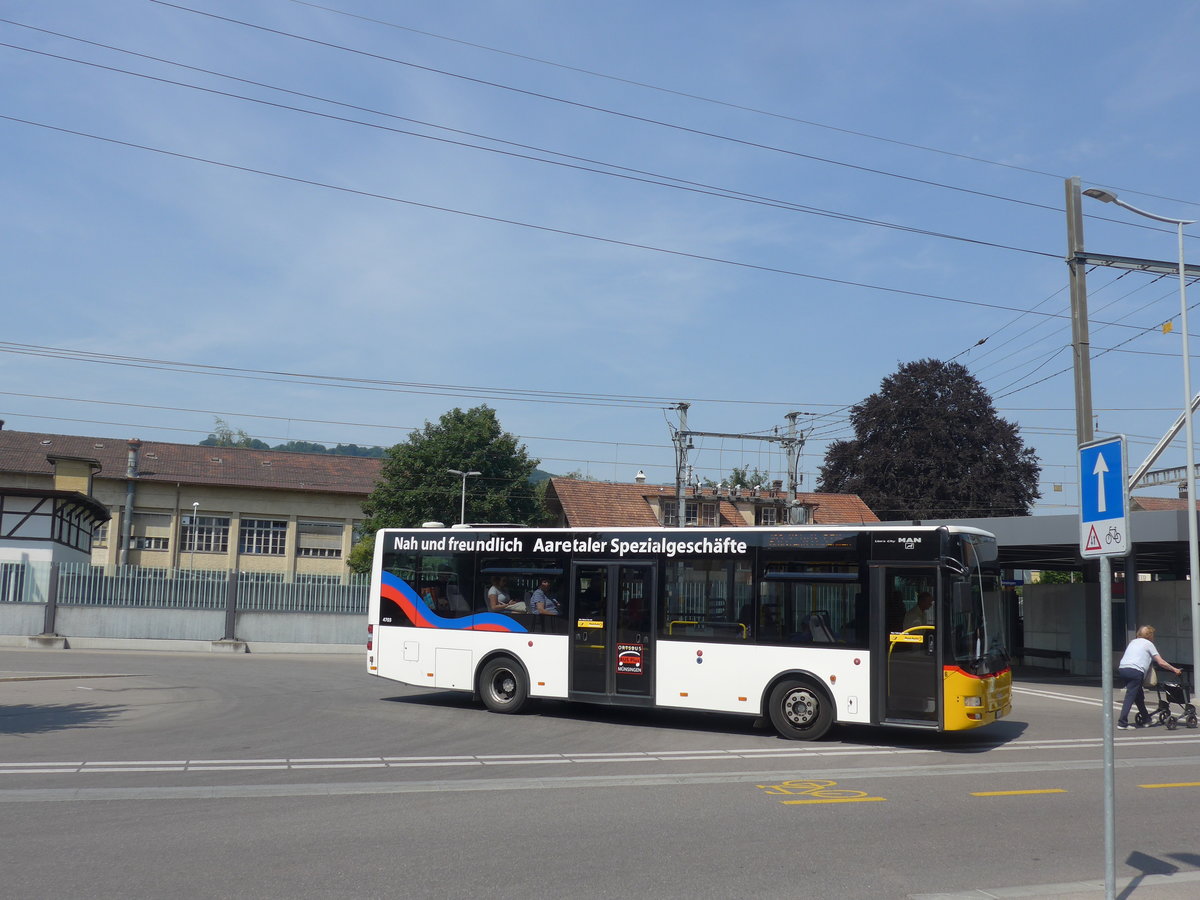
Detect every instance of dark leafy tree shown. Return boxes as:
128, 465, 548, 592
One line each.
330, 443, 386, 458
817, 359, 1040, 520
350, 406, 541, 570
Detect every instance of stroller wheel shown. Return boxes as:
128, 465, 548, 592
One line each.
1186, 704, 1196, 717
1166, 715, 1179, 730
1158, 710, 1171, 725
1135, 712, 1149, 726
1187, 714, 1198, 729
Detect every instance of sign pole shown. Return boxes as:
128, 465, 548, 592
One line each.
1100, 553, 1115, 900
1079, 435, 1128, 900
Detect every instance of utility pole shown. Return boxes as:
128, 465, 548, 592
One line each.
1066, 176, 1095, 448
671, 406, 807, 525
673, 403, 690, 527
785, 411, 805, 523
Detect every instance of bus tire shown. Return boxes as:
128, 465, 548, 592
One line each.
767, 678, 833, 741
479, 657, 529, 714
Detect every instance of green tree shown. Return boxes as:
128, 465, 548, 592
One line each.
200, 417, 269, 450
198, 424, 386, 457
354, 406, 540, 566
816, 359, 1040, 520
331, 443, 386, 458
1034, 570, 1082, 584
726, 465, 775, 489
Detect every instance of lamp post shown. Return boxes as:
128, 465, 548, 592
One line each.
1084, 188, 1200, 675
189, 500, 199, 571
446, 469, 481, 525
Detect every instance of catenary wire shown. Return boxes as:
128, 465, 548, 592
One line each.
278, 0, 1200, 214
3, 113, 1153, 327
0, 36, 1058, 260
143, 0, 1196, 237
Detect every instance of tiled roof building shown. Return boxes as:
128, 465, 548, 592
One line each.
544, 477, 878, 527
0, 429, 381, 578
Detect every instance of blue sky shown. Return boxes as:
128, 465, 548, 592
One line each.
3, 0, 1200, 515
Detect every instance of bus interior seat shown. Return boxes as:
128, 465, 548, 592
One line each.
809, 611, 836, 643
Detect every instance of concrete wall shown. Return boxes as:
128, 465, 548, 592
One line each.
1021, 583, 1097, 675
0, 602, 45, 636
55, 606, 226, 641
0, 602, 361, 653
1130, 581, 1193, 667
1022, 580, 1194, 673
235, 610, 361, 645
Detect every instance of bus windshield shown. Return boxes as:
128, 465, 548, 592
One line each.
946, 534, 1010, 676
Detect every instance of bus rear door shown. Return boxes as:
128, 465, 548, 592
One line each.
569, 562, 655, 702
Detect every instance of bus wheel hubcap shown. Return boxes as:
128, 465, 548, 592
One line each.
495, 673, 515, 699
783, 690, 817, 726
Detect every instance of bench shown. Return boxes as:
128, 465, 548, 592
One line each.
1019, 647, 1070, 671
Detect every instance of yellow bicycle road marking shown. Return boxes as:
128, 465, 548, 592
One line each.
971, 789, 1066, 796
780, 796, 887, 805
1140, 782, 1200, 789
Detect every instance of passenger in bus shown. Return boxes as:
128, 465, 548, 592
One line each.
487, 576, 526, 613
903, 592, 934, 630
530, 578, 561, 615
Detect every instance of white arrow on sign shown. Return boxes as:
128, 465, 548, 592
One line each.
1093, 453, 1109, 513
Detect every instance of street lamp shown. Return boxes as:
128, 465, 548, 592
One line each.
1084, 188, 1200, 674
446, 469, 481, 525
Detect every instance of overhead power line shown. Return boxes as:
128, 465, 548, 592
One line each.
145, 0, 1186, 229
0, 35, 1056, 259
0, 112, 1171, 330
282, 0, 1200, 213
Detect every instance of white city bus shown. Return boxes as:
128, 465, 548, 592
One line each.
366, 524, 1011, 740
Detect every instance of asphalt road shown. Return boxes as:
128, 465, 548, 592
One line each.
2, 648, 1199, 899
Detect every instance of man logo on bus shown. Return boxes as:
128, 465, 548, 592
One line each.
900, 536, 920, 550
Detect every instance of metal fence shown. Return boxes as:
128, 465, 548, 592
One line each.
5, 561, 368, 614
236, 573, 367, 614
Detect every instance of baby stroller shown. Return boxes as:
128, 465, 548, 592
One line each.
1136, 667, 1198, 730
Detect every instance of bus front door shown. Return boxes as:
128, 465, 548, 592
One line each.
569, 563, 655, 700
875, 566, 940, 726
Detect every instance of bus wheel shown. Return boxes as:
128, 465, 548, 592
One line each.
479, 657, 529, 714
768, 678, 833, 741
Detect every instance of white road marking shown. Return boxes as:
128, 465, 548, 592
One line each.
3, 734, 1198, 777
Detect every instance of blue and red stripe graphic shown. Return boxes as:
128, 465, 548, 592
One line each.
381, 571, 527, 633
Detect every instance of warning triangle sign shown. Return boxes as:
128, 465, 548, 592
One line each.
1085, 525, 1102, 552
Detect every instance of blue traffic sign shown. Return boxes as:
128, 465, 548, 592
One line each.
1080, 437, 1126, 524
1079, 435, 1130, 558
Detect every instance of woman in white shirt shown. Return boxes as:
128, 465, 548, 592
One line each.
1117, 625, 1182, 729
486, 576, 526, 613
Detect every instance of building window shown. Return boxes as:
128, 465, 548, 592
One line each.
297, 520, 343, 558
297, 547, 341, 558
182, 516, 230, 554
757, 506, 779, 526
134, 536, 170, 551
93, 523, 108, 546
662, 501, 717, 527
239, 518, 288, 555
